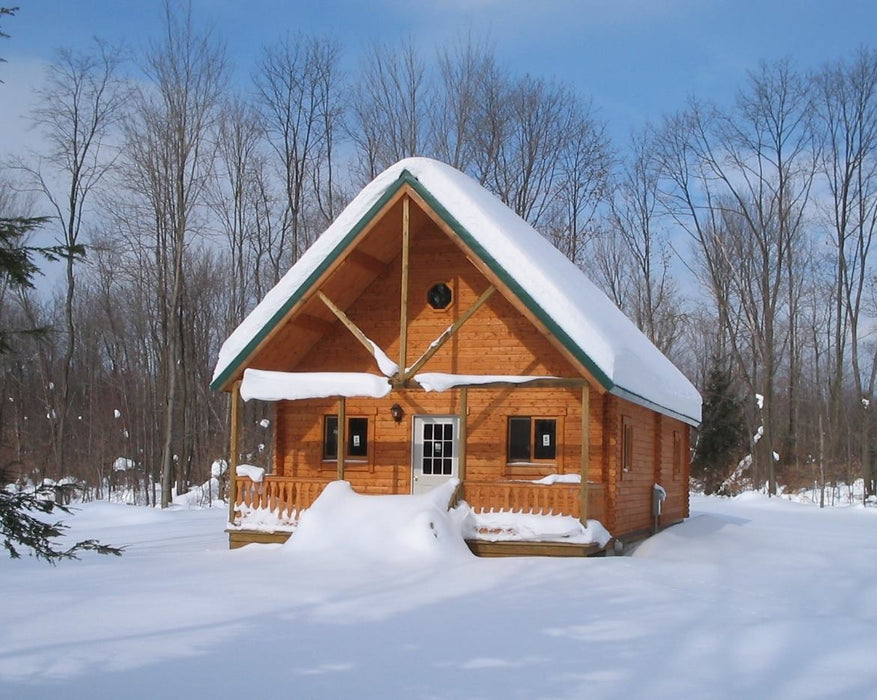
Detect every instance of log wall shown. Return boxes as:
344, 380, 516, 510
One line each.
606, 395, 692, 536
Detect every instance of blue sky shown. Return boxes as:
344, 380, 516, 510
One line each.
3, 0, 876, 151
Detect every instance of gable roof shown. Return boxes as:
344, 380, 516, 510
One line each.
211, 158, 702, 425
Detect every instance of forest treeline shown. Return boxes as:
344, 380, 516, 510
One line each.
1, 4, 876, 505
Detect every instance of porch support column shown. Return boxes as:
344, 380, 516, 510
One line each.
227, 380, 242, 525
458, 387, 468, 485
579, 383, 590, 526
398, 196, 410, 380
337, 396, 346, 481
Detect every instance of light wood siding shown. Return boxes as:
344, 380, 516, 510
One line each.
607, 397, 693, 537
274, 387, 607, 495
611, 397, 658, 537
265, 217, 607, 499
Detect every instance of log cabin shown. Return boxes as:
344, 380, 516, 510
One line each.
211, 157, 702, 554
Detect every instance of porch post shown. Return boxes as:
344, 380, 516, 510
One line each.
458, 387, 468, 483
399, 196, 410, 380
337, 396, 346, 481
227, 379, 242, 525
579, 384, 590, 525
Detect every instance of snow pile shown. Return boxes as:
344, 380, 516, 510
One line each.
285, 479, 473, 563
112, 457, 136, 472
240, 368, 391, 401
172, 477, 223, 508
467, 510, 611, 546
235, 464, 264, 482
210, 459, 227, 477
232, 502, 299, 532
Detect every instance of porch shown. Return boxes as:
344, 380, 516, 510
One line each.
227, 474, 608, 555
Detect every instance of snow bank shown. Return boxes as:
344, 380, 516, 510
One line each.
172, 477, 224, 508
240, 368, 391, 401
284, 479, 473, 563
415, 372, 556, 392
467, 510, 611, 546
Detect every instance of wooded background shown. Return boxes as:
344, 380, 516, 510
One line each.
2, 5, 875, 505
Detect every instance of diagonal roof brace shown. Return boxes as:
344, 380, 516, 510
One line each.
317, 291, 399, 378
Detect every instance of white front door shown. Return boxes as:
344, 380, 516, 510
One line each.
412, 416, 459, 495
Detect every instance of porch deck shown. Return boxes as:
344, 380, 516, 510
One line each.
228, 475, 608, 556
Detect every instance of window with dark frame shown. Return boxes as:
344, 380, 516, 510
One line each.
323, 415, 338, 460
621, 416, 633, 477
507, 417, 557, 462
672, 430, 682, 479
322, 415, 369, 460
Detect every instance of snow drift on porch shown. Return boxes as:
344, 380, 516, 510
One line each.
235, 477, 612, 551
212, 157, 701, 424
284, 479, 473, 563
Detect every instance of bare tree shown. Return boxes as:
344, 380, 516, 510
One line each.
209, 96, 265, 327
12, 40, 127, 478
549, 103, 612, 265
121, 2, 227, 507
655, 59, 817, 494
431, 36, 498, 172
255, 34, 343, 272
609, 130, 682, 356
489, 75, 570, 226
348, 39, 428, 182
814, 48, 877, 497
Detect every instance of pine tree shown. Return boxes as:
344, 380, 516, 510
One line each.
0, 216, 120, 563
692, 359, 748, 493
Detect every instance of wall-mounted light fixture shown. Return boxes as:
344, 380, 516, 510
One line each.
390, 403, 404, 423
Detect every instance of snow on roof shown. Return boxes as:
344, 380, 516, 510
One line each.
240, 369, 392, 402
213, 158, 701, 424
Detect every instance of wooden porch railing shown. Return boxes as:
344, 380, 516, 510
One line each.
233, 475, 606, 528
462, 481, 606, 522
233, 475, 330, 524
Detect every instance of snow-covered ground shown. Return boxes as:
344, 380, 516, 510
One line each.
1, 492, 875, 699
